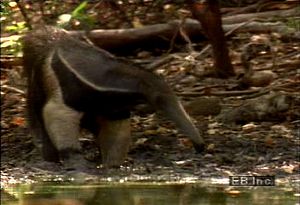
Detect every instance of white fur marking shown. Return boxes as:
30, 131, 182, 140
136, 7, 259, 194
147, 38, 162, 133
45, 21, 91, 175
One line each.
42, 50, 83, 150
56, 48, 130, 93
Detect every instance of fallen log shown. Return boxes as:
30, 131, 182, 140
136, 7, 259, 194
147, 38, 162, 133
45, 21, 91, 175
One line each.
67, 8, 299, 51
69, 20, 295, 52
218, 92, 292, 124
222, 6, 299, 24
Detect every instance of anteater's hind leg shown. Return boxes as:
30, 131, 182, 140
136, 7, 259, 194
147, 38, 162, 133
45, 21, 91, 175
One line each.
95, 117, 131, 167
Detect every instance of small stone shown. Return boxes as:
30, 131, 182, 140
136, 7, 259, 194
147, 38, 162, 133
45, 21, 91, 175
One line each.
185, 97, 221, 116
242, 123, 257, 133
137, 51, 151, 58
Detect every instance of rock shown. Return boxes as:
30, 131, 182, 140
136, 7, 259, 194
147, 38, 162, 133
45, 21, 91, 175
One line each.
218, 92, 292, 124
185, 97, 221, 116
239, 70, 277, 88
242, 123, 258, 133
137, 51, 152, 58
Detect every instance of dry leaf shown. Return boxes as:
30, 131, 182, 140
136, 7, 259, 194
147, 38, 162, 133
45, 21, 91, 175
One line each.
11, 117, 25, 127
207, 143, 215, 151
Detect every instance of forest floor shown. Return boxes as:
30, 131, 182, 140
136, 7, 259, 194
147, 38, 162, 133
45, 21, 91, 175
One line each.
1, 29, 299, 188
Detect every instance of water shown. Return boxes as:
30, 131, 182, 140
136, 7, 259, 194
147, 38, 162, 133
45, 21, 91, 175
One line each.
2, 182, 299, 205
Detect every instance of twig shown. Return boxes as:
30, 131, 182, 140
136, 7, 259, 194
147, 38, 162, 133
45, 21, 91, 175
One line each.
196, 18, 258, 59
167, 20, 182, 53
151, 18, 256, 70
146, 55, 175, 70
239, 88, 270, 99
179, 89, 261, 97
272, 81, 300, 92
16, 1, 32, 30
184, 84, 229, 93
178, 17, 194, 53
2, 85, 25, 95
239, 81, 300, 99
225, 0, 268, 15
0, 56, 23, 67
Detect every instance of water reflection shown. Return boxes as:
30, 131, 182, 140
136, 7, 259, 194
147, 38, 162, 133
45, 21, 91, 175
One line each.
2, 183, 299, 205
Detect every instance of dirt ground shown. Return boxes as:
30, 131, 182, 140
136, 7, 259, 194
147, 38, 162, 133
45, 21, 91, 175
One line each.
1, 32, 299, 187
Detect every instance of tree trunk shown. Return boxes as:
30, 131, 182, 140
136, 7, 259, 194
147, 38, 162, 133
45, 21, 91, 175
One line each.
187, 0, 235, 78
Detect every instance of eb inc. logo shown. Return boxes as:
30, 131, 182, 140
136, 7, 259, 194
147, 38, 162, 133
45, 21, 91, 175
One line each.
229, 176, 275, 186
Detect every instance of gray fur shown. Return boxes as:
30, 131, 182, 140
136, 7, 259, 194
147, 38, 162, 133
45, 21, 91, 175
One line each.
22, 26, 205, 169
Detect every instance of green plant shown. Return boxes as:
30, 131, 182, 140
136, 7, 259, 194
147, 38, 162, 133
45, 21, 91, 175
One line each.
57, 1, 95, 29
1, 1, 27, 57
286, 17, 300, 31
